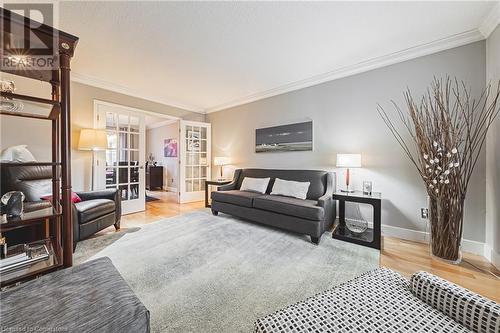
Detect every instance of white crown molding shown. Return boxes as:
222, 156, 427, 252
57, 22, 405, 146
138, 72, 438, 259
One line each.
146, 119, 177, 129
479, 1, 500, 38
205, 29, 484, 113
71, 72, 206, 114
72, 27, 490, 115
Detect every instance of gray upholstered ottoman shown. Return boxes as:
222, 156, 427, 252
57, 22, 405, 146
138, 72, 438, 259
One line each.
1, 257, 150, 333
255, 268, 500, 333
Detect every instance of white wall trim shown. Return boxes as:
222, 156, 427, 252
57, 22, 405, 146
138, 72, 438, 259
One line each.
492, 250, 500, 270
72, 30, 487, 115
72, 72, 206, 114
382, 224, 487, 257
93, 99, 180, 121
483, 244, 500, 269
166, 186, 178, 193
479, 2, 500, 38
147, 119, 177, 130
205, 29, 484, 113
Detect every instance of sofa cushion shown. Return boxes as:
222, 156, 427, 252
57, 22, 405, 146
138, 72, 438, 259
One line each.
74, 199, 115, 224
270, 178, 310, 199
235, 169, 331, 200
211, 190, 263, 208
240, 177, 270, 194
253, 195, 324, 221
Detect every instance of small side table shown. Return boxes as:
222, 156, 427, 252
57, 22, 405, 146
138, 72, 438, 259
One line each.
205, 180, 231, 208
332, 191, 382, 250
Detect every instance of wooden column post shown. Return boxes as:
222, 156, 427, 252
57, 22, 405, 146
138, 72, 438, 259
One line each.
60, 53, 73, 267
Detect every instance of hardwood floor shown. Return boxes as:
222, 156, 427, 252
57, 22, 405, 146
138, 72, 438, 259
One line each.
120, 191, 203, 228
117, 190, 499, 302
381, 237, 499, 302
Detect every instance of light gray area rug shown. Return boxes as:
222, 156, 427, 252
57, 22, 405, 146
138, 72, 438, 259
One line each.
77, 210, 379, 333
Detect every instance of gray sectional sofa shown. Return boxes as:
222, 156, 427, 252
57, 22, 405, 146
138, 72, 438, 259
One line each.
210, 169, 336, 244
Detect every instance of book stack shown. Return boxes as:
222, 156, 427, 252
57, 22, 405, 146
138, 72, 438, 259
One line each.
0, 243, 49, 273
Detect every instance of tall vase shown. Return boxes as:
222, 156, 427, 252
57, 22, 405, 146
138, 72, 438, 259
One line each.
428, 195, 464, 264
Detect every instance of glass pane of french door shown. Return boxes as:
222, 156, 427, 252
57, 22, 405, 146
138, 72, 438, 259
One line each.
184, 125, 208, 194
105, 112, 141, 201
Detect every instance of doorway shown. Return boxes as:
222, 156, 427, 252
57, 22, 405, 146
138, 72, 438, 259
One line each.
179, 120, 212, 203
144, 116, 179, 202
93, 100, 179, 214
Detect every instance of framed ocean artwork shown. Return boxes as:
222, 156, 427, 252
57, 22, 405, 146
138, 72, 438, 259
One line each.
255, 121, 313, 153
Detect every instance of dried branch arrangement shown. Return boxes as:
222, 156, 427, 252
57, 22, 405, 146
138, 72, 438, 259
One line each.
378, 77, 500, 262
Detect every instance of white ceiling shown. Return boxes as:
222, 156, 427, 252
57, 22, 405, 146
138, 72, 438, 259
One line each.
59, 1, 500, 113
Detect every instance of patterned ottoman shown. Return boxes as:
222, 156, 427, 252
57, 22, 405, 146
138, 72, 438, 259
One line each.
255, 268, 500, 333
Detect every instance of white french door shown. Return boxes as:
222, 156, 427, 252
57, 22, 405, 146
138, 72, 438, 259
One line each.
179, 120, 211, 203
94, 101, 146, 214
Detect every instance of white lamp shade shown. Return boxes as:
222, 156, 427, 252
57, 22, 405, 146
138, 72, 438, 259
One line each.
214, 156, 230, 166
336, 153, 361, 168
78, 129, 107, 151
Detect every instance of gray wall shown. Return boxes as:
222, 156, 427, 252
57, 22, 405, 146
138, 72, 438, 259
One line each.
0, 75, 204, 191
486, 24, 500, 263
146, 122, 180, 190
208, 41, 487, 242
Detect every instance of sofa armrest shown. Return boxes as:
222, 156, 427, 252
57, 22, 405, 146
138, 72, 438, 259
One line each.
217, 169, 242, 191
76, 189, 118, 201
410, 271, 500, 333
72, 203, 79, 248
317, 172, 335, 226
217, 182, 237, 191
75, 189, 121, 225
317, 172, 335, 206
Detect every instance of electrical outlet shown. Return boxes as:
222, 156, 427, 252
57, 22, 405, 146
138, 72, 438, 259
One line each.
421, 208, 428, 219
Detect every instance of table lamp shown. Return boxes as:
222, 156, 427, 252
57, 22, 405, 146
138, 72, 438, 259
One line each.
79, 129, 107, 190
336, 153, 361, 193
214, 157, 230, 181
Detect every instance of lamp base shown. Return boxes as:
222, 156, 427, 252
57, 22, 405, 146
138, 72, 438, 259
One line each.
339, 189, 355, 193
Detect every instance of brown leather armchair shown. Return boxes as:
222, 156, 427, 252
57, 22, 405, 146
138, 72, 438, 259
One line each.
1, 164, 121, 252
72, 189, 121, 251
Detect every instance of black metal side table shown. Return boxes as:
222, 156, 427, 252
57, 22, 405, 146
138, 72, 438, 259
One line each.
332, 191, 382, 250
205, 180, 231, 208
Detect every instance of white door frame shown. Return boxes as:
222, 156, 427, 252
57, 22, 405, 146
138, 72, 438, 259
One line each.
179, 120, 212, 203
93, 100, 180, 214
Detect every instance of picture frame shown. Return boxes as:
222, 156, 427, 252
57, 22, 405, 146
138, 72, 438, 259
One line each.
363, 181, 373, 195
164, 138, 178, 157
255, 121, 313, 153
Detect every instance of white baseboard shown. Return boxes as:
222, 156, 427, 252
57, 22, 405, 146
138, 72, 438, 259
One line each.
462, 239, 488, 257
382, 224, 429, 243
166, 186, 178, 192
483, 244, 500, 269
381, 224, 486, 257
492, 250, 500, 270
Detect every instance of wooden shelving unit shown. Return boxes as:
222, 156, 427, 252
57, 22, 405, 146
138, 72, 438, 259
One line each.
0, 8, 78, 287
0, 92, 61, 120
0, 206, 62, 232
0, 238, 62, 286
